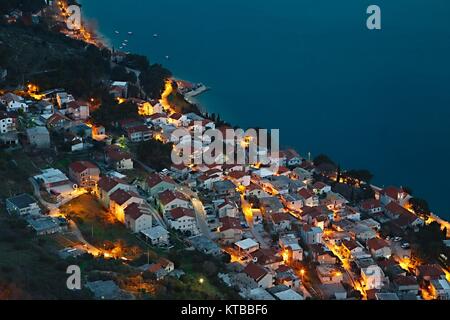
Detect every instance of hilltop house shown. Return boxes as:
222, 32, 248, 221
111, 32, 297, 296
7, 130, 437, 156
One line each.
360, 199, 383, 215
69, 161, 100, 188
279, 234, 303, 262
301, 225, 323, 245
361, 265, 386, 290
104, 145, 134, 171
367, 238, 392, 259
165, 207, 199, 235
125, 124, 152, 143
156, 190, 190, 213
243, 263, 274, 289
46, 112, 71, 131
124, 202, 152, 233
379, 186, 411, 206
26, 126, 51, 149
96, 176, 131, 208
6, 194, 41, 216
216, 200, 239, 218
146, 173, 177, 197
217, 216, 243, 244
66, 101, 90, 120
0, 93, 28, 113
270, 213, 292, 232
298, 188, 319, 207
109, 189, 144, 223
34, 168, 73, 197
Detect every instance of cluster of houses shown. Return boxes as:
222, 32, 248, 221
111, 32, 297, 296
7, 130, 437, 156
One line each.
1, 67, 449, 300
0, 90, 93, 151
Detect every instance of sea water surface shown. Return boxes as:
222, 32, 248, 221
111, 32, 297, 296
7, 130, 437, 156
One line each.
81, 0, 450, 219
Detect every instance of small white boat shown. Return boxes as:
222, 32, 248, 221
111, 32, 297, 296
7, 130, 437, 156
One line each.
114, 30, 119, 34
124, 39, 128, 42
165, 55, 170, 60
128, 31, 133, 35
153, 33, 158, 38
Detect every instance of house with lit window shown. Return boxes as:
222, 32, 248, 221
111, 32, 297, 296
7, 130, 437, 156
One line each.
109, 189, 144, 223
96, 176, 130, 208
124, 202, 152, 233
146, 172, 177, 197
104, 145, 134, 171
69, 161, 100, 188
243, 263, 274, 289
156, 190, 190, 213
165, 207, 199, 235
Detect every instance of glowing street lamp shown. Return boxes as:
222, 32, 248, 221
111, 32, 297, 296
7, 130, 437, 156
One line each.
199, 278, 205, 285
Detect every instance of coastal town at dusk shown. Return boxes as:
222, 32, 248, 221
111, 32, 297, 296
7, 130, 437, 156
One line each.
0, 0, 450, 306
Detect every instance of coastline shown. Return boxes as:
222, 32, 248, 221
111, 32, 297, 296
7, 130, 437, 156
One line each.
79, 5, 450, 228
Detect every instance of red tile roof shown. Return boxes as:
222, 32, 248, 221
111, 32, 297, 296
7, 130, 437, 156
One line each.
105, 145, 132, 162
124, 202, 147, 220
382, 186, 407, 200
126, 125, 151, 135
385, 201, 411, 216
416, 264, 445, 279
271, 212, 291, 224
280, 149, 300, 160
146, 173, 176, 189
367, 238, 390, 251
219, 216, 242, 232
158, 190, 188, 206
110, 189, 138, 206
243, 262, 268, 282
298, 188, 315, 199
393, 276, 419, 286
97, 176, 122, 192
361, 199, 382, 211
342, 239, 360, 251
169, 112, 183, 120
169, 207, 195, 220
69, 161, 98, 174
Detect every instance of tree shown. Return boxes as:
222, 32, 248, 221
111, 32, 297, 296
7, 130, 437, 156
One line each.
409, 198, 431, 218
313, 154, 335, 167
136, 139, 173, 171
412, 222, 445, 260
346, 169, 374, 184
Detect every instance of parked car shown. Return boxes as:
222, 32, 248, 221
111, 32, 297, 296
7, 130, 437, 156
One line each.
394, 237, 402, 242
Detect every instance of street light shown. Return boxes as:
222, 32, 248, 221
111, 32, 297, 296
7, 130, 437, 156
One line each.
199, 278, 204, 285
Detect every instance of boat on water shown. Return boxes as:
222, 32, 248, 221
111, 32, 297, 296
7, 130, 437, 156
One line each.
114, 30, 119, 34
153, 33, 158, 38
128, 31, 133, 35
165, 55, 170, 60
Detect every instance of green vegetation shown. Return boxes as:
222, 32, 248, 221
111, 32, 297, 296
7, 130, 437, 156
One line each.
136, 139, 173, 171
91, 100, 139, 129
410, 222, 446, 261
0, 150, 37, 204
0, 213, 92, 299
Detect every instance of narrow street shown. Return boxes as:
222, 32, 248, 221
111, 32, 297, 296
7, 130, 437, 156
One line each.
241, 196, 270, 249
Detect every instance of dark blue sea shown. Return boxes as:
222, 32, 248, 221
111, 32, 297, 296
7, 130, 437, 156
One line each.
81, 0, 450, 219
